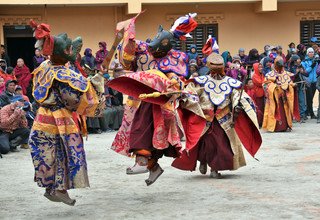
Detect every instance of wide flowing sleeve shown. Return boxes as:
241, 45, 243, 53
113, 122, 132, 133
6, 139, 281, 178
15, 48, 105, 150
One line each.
58, 74, 105, 117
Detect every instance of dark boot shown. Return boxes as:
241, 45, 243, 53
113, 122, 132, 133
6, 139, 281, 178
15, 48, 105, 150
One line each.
317, 108, 320, 123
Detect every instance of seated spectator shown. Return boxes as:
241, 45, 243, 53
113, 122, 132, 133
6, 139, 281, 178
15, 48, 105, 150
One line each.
33, 49, 45, 69
15, 85, 34, 127
0, 80, 17, 107
0, 77, 5, 93
81, 48, 96, 69
99, 77, 124, 131
0, 96, 30, 154
15, 85, 29, 102
14, 58, 31, 95
5, 67, 16, 81
109, 86, 124, 130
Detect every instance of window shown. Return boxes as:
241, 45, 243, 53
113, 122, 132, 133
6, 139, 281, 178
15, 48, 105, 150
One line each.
174, 24, 218, 57
300, 20, 320, 45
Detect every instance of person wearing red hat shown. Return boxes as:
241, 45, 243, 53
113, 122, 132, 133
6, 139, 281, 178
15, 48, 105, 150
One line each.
28, 20, 105, 205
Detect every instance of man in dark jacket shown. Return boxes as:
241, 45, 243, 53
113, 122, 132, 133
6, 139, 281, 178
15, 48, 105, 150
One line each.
0, 80, 17, 107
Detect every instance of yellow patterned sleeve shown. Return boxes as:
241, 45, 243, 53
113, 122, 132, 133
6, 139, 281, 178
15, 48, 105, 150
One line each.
76, 82, 104, 117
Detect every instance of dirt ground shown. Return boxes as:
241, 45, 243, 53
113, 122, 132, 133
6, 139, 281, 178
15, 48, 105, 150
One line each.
0, 119, 320, 220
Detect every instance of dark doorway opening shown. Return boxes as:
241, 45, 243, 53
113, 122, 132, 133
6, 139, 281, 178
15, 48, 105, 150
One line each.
4, 25, 35, 71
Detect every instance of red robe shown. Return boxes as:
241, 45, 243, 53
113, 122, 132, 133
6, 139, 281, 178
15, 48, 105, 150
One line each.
14, 65, 32, 95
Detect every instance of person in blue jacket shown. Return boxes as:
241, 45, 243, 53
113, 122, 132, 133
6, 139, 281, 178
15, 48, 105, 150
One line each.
301, 48, 319, 119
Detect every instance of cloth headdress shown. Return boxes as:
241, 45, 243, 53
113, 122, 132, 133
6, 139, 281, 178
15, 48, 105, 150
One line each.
202, 35, 219, 56
29, 20, 54, 56
170, 13, 198, 40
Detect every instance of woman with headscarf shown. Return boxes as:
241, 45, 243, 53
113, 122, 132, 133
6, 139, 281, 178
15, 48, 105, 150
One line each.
244, 48, 260, 68
221, 51, 232, 67
95, 41, 108, 70
81, 48, 96, 69
262, 57, 272, 76
226, 55, 247, 81
14, 58, 31, 95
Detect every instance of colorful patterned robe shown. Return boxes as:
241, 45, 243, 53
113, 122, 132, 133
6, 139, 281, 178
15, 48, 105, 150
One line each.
29, 60, 104, 191
172, 75, 262, 171
111, 37, 188, 157
262, 70, 300, 132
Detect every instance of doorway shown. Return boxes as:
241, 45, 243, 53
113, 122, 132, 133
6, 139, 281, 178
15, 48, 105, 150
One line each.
4, 25, 36, 71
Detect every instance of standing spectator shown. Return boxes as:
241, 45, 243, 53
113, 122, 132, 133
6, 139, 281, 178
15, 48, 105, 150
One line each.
316, 64, 320, 123
0, 80, 17, 107
0, 44, 11, 68
0, 96, 30, 154
95, 42, 108, 70
81, 48, 95, 69
14, 58, 31, 95
297, 44, 307, 60
261, 57, 272, 75
259, 45, 270, 60
221, 51, 232, 67
32, 49, 45, 69
187, 44, 201, 66
245, 48, 260, 68
301, 48, 319, 119
309, 37, 318, 48
252, 63, 265, 127
289, 55, 308, 122
226, 55, 247, 81
276, 46, 286, 64
238, 48, 247, 63
286, 42, 296, 62
188, 60, 199, 78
